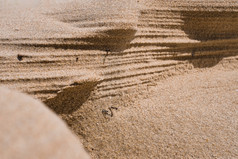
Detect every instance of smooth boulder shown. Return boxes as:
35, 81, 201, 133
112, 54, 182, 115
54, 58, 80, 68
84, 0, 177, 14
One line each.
0, 87, 90, 159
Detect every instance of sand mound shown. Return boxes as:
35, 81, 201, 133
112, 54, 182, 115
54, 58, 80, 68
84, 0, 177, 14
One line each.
0, 87, 90, 159
61, 66, 238, 158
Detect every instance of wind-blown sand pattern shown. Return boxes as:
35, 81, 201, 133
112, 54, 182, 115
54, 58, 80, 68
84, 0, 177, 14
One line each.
0, 0, 238, 158
0, 0, 237, 100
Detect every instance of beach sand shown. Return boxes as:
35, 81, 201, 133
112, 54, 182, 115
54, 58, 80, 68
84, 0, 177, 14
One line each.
0, 0, 238, 158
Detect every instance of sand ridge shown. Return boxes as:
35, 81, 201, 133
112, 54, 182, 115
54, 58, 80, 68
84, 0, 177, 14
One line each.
0, 0, 238, 100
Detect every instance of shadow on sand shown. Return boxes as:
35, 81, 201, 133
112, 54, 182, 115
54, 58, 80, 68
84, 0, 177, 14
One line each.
44, 81, 99, 114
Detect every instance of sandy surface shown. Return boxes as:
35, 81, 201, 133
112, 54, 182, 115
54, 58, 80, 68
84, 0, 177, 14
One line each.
59, 62, 238, 159
127, 67, 238, 158
0, 0, 238, 158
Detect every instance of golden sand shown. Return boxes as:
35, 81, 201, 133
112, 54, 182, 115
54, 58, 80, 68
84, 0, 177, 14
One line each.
0, 0, 237, 158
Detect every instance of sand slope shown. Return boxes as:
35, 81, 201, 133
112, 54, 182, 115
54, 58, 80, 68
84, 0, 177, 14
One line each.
55, 63, 237, 159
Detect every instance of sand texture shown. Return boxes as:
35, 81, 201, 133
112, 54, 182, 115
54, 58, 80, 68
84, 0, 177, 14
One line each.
0, 0, 238, 158
0, 0, 238, 100
69, 65, 237, 158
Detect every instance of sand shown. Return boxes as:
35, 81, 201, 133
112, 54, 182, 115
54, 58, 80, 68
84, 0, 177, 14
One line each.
50, 61, 237, 159
0, 0, 238, 158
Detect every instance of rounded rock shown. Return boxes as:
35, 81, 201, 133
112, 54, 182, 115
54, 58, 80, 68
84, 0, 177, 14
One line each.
0, 87, 90, 159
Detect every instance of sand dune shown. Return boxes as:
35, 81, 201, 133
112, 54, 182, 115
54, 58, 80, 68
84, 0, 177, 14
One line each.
0, 0, 238, 158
